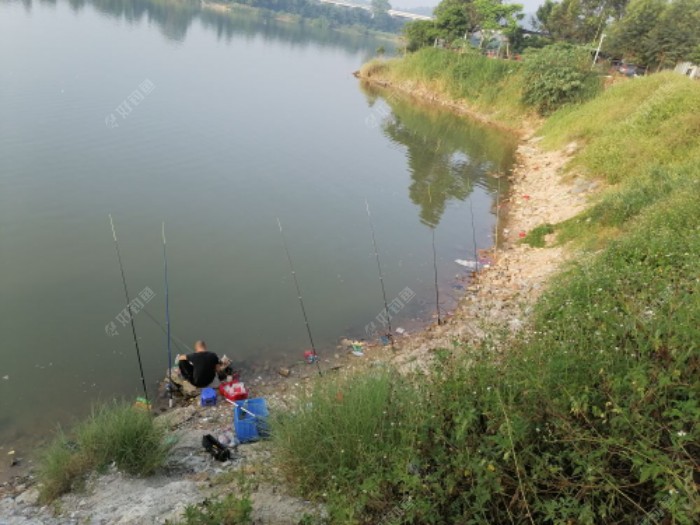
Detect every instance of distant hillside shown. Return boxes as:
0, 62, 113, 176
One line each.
394, 5, 434, 15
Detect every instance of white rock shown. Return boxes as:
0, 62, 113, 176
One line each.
15, 488, 39, 506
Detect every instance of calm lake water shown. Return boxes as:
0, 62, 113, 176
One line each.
0, 0, 516, 459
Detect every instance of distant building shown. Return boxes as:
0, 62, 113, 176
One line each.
675, 62, 700, 80
469, 30, 509, 51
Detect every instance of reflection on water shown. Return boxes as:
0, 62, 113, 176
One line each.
362, 84, 515, 227
9, 0, 394, 52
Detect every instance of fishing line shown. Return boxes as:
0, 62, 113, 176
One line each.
364, 199, 393, 346
108, 214, 149, 406
277, 218, 322, 377
140, 308, 191, 355
162, 222, 173, 408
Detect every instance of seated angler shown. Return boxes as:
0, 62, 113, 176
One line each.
177, 340, 222, 388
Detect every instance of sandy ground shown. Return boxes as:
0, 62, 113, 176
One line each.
0, 76, 602, 524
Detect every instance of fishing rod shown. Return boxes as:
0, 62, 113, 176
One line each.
223, 397, 260, 418
162, 222, 173, 408
428, 185, 442, 325
495, 175, 502, 252
431, 228, 442, 325
364, 199, 393, 346
467, 181, 479, 272
276, 218, 322, 377
108, 214, 149, 406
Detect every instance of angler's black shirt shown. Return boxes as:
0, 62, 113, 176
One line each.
187, 351, 219, 387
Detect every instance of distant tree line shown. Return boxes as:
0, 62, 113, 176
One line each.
535, 0, 700, 69
404, 0, 524, 52
57, 0, 398, 46
404, 0, 700, 70
222, 0, 405, 33
603, 0, 700, 70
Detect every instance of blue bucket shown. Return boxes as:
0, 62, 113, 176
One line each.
233, 397, 269, 443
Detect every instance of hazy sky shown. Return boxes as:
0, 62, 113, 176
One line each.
395, 0, 543, 15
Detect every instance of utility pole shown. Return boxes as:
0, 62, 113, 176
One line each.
592, 33, 605, 70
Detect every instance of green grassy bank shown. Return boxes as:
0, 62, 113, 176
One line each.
274, 54, 700, 524
361, 48, 528, 126
361, 45, 606, 127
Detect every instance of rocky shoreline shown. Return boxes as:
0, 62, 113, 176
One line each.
0, 75, 602, 524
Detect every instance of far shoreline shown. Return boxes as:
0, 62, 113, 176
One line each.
200, 0, 402, 44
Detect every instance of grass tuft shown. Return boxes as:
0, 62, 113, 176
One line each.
272, 370, 420, 490
522, 223, 554, 247
38, 402, 169, 503
359, 58, 388, 78
166, 494, 253, 525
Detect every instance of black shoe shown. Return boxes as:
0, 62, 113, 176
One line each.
202, 434, 231, 462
